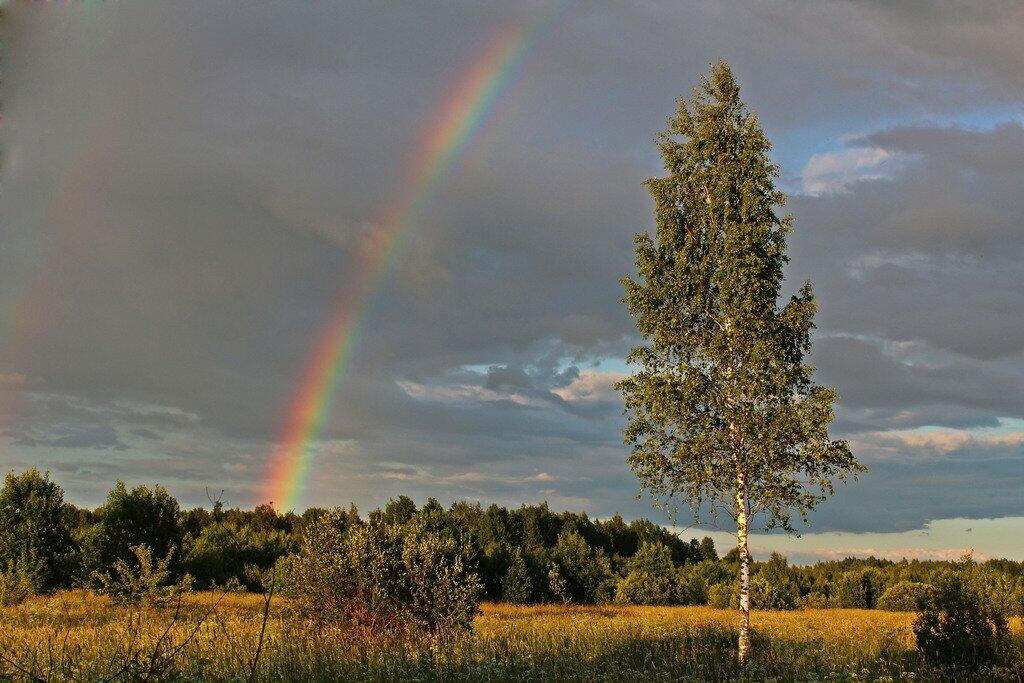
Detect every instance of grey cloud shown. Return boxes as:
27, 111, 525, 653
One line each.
791, 122, 1024, 360
2, 425, 127, 451
2, 1, 1024, 531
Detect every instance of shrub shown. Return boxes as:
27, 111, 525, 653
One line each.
913, 571, 1008, 672
675, 565, 709, 605
400, 519, 483, 639
500, 549, 533, 604
183, 520, 290, 589
550, 530, 615, 604
0, 561, 35, 606
877, 581, 933, 612
84, 482, 184, 583
615, 541, 677, 605
707, 582, 735, 609
800, 592, 829, 609
288, 510, 482, 644
93, 544, 192, 605
832, 567, 884, 608
615, 570, 675, 605
0, 469, 76, 592
750, 574, 796, 610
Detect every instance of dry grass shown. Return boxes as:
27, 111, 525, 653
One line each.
1, 592, 1021, 681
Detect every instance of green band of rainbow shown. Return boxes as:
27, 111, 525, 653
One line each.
259, 22, 547, 510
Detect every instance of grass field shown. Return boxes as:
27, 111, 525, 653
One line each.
2, 592, 1022, 681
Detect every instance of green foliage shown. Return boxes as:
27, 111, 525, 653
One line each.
93, 544, 191, 606
674, 566, 709, 606
382, 495, 417, 525
877, 581, 933, 612
9, 468, 1024, 620
707, 582, 735, 609
750, 575, 796, 610
0, 469, 76, 592
800, 592, 829, 609
913, 570, 1009, 672
500, 548, 533, 604
83, 482, 184, 582
288, 509, 482, 644
0, 561, 35, 606
550, 530, 615, 604
832, 568, 884, 608
615, 541, 678, 605
183, 519, 291, 590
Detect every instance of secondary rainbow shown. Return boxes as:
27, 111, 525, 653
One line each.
260, 24, 540, 510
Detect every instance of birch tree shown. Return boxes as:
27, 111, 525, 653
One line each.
617, 61, 863, 664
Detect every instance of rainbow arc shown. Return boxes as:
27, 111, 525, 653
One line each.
260, 22, 552, 510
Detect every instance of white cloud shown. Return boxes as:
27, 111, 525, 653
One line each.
800, 147, 905, 196
851, 427, 1024, 457
396, 379, 549, 408
687, 517, 1024, 564
551, 370, 627, 403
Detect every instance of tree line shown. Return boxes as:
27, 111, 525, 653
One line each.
3, 468, 1023, 615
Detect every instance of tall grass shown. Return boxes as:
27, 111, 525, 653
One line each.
2, 592, 1022, 681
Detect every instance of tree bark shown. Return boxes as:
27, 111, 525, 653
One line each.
736, 483, 751, 665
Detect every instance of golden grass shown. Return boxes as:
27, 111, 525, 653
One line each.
1, 592, 1021, 681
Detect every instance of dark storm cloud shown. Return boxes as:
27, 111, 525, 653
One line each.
1, 1, 1023, 532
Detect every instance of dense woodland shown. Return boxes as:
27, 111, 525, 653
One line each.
3, 468, 1024, 614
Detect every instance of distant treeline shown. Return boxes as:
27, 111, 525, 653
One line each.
4, 468, 1024, 613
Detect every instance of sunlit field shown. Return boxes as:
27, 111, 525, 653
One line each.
3, 591, 1022, 681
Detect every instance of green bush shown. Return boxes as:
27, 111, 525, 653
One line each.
750, 574, 796, 610
500, 548, 533, 604
288, 510, 482, 644
877, 581, 933, 612
707, 582, 735, 609
615, 541, 677, 605
675, 565, 709, 605
0, 469, 76, 592
615, 570, 674, 605
92, 544, 192, 605
0, 561, 35, 606
83, 482, 184, 583
550, 530, 615, 604
183, 520, 290, 589
913, 571, 1008, 673
800, 592, 829, 609
832, 567, 884, 608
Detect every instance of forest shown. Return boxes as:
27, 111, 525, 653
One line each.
4, 468, 1024, 615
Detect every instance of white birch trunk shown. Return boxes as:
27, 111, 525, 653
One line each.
736, 484, 751, 664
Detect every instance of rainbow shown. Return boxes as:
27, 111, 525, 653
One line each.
260, 22, 551, 510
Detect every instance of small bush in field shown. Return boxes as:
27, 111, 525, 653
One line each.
92, 544, 191, 605
707, 582, 734, 609
877, 581, 933, 612
913, 571, 1007, 672
750, 574, 796, 610
288, 510, 481, 644
615, 541, 677, 605
800, 592, 828, 609
832, 567, 884, 608
0, 561, 35, 606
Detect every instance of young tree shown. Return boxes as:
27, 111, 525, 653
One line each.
0, 469, 76, 591
617, 61, 863, 663
83, 481, 184, 579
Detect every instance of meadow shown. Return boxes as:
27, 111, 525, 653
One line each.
3, 591, 1022, 681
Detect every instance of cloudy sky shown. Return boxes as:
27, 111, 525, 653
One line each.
3, 1, 1023, 561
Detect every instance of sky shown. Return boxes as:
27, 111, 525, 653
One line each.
2, 1, 1023, 562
